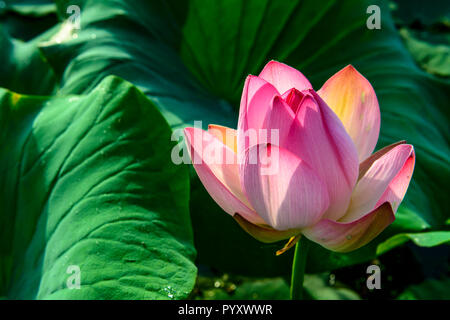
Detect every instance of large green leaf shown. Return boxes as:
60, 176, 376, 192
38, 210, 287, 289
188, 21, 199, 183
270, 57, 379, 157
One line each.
0, 76, 196, 299
38, 0, 449, 275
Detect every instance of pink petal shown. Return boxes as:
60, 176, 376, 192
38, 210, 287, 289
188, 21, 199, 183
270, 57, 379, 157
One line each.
282, 88, 305, 114
358, 140, 406, 180
341, 144, 415, 222
376, 155, 415, 212
266, 96, 296, 149
302, 202, 394, 252
285, 91, 359, 221
237, 75, 279, 159
240, 143, 330, 230
259, 60, 313, 94
318, 65, 380, 161
184, 127, 265, 225
238, 75, 279, 130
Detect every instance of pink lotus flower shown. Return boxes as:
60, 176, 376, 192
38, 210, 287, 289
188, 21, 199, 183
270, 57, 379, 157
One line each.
184, 61, 415, 253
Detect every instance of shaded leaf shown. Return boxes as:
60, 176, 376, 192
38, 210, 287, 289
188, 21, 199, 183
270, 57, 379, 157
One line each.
0, 25, 57, 94
399, 28, 450, 77
397, 277, 450, 300
200, 278, 290, 300
0, 0, 58, 41
304, 274, 361, 300
391, 0, 450, 26
40, 0, 235, 129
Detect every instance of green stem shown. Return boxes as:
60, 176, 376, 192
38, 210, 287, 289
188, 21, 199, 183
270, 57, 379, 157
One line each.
290, 236, 310, 300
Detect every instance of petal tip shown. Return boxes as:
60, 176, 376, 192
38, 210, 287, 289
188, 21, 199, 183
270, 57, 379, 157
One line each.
259, 60, 312, 93
303, 202, 395, 253
341, 64, 361, 76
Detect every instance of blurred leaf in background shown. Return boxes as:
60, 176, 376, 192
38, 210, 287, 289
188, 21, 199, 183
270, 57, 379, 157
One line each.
194, 274, 360, 300
390, 0, 449, 26
391, 0, 450, 78
0, 0, 57, 40
0, 1, 59, 95
399, 29, 450, 77
397, 277, 450, 300
0, 26, 57, 95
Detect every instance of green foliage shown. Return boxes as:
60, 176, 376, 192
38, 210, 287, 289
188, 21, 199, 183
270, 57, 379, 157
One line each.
377, 231, 450, 255
303, 274, 361, 300
195, 274, 360, 300
40, 0, 236, 129
0, 76, 196, 299
0, 26, 57, 95
391, 0, 450, 26
197, 277, 291, 300
399, 29, 450, 77
0, 0, 448, 299
397, 277, 450, 300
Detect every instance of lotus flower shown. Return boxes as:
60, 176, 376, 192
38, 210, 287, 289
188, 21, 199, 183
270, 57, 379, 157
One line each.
184, 61, 415, 253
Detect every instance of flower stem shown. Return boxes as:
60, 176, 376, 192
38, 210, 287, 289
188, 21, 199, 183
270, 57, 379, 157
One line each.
290, 236, 310, 300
